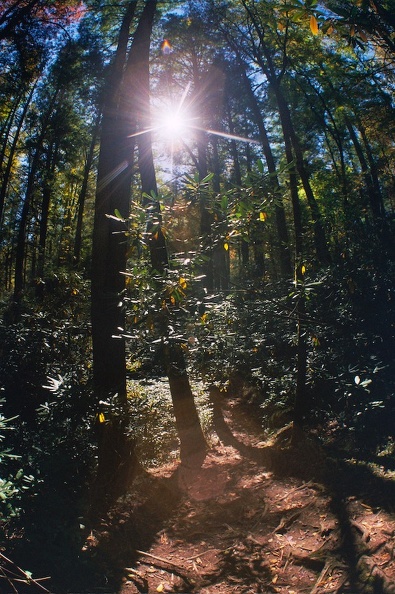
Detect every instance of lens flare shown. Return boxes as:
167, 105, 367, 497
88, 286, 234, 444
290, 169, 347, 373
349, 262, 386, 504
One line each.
161, 39, 172, 55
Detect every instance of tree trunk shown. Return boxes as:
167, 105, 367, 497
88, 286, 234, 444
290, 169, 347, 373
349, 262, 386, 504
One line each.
134, 0, 207, 467
237, 7, 330, 265
13, 149, 41, 300
0, 83, 36, 226
239, 62, 292, 277
227, 107, 250, 271
74, 117, 100, 266
13, 88, 59, 301
90, 0, 139, 507
271, 78, 331, 265
210, 135, 229, 291
36, 144, 58, 287
346, 116, 385, 220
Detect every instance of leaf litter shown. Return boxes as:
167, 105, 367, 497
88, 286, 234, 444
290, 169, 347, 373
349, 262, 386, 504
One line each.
86, 393, 395, 594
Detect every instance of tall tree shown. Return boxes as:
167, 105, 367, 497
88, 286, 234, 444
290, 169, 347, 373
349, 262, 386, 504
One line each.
134, 0, 208, 467
90, 0, 139, 503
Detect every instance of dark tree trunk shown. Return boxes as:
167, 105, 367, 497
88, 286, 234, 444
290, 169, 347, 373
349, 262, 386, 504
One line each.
271, 77, 331, 265
14, 149, 41, 300
239, 62, 292, 277
74, 117, 100, 266
36, 144, 58, 287
227, 108, 250, 270
0, 84, 36, 226
346, 116, 385, 220
210, 135, 229, 291
235, 6, 330, 265
90, 0, 139, 506
13, 88, 59, 301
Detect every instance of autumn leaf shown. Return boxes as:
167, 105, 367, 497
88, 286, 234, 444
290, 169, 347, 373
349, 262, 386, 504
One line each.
310, 15, 319, 35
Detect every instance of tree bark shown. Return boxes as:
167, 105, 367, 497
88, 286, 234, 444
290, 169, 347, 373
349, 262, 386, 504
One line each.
90, 1, 139, 506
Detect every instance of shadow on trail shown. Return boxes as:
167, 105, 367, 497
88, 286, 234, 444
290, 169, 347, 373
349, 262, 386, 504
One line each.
80, 469, 186, 593
212, 392, 395, 594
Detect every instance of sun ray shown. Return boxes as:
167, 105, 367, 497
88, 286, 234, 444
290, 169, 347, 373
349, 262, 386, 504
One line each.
192, 126, 260, 144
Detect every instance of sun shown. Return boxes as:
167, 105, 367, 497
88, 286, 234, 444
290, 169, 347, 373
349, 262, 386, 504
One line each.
159, 108, 191, 139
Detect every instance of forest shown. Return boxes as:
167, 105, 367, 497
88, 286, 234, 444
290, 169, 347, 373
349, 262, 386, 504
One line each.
0, 0, 394, 592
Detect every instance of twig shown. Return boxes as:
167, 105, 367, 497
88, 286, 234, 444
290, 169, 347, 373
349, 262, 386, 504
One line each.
276, 480, 314, 503
310, 560, 332, 594
350, 520, 370, 543
0, 552, 50, 593
0, 564, 18, 594
272, 510, 302, 534
135, 549, 184, 569
187, 549, 219, 561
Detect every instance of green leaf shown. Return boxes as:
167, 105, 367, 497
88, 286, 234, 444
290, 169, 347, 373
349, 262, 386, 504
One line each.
256, 159, 264, 174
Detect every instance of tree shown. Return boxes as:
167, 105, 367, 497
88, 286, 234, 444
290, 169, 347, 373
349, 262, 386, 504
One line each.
131, 0, 208, 467
90, 0, 139, 503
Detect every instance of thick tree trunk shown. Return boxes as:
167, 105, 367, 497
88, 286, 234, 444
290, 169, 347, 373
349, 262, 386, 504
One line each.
164, 343, 207, 466
90, 1, 139, 507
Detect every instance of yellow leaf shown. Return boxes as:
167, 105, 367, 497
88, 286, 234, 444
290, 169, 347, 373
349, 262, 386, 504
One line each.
310, 15, 319, 35
301, 264, 306, 275
224, 242, 229, 251
201, 313, 207, 323
179, 277, 187, 289
278, 22, 285, 31
170, 295, 176, 305
259, 212, 267, 221
157, 585, 164, 593
98, 413, 105, 424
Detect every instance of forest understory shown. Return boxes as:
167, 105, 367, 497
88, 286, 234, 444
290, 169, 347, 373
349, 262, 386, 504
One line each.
1, 0, 395, 592
8, 389, 393, 594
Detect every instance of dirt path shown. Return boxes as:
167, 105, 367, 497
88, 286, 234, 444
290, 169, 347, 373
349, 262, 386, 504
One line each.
88, 393, 395, 594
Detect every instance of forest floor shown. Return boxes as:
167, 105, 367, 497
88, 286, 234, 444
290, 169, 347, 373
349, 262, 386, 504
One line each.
82, 390, 395, 594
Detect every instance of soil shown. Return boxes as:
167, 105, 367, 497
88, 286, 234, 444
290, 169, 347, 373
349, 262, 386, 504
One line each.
84, 391, 395, 594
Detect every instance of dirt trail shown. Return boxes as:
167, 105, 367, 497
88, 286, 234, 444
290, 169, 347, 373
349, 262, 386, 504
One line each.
89, 393, 395, 594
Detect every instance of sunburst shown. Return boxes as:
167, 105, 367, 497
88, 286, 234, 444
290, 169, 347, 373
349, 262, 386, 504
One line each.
128, 81, 259, 179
